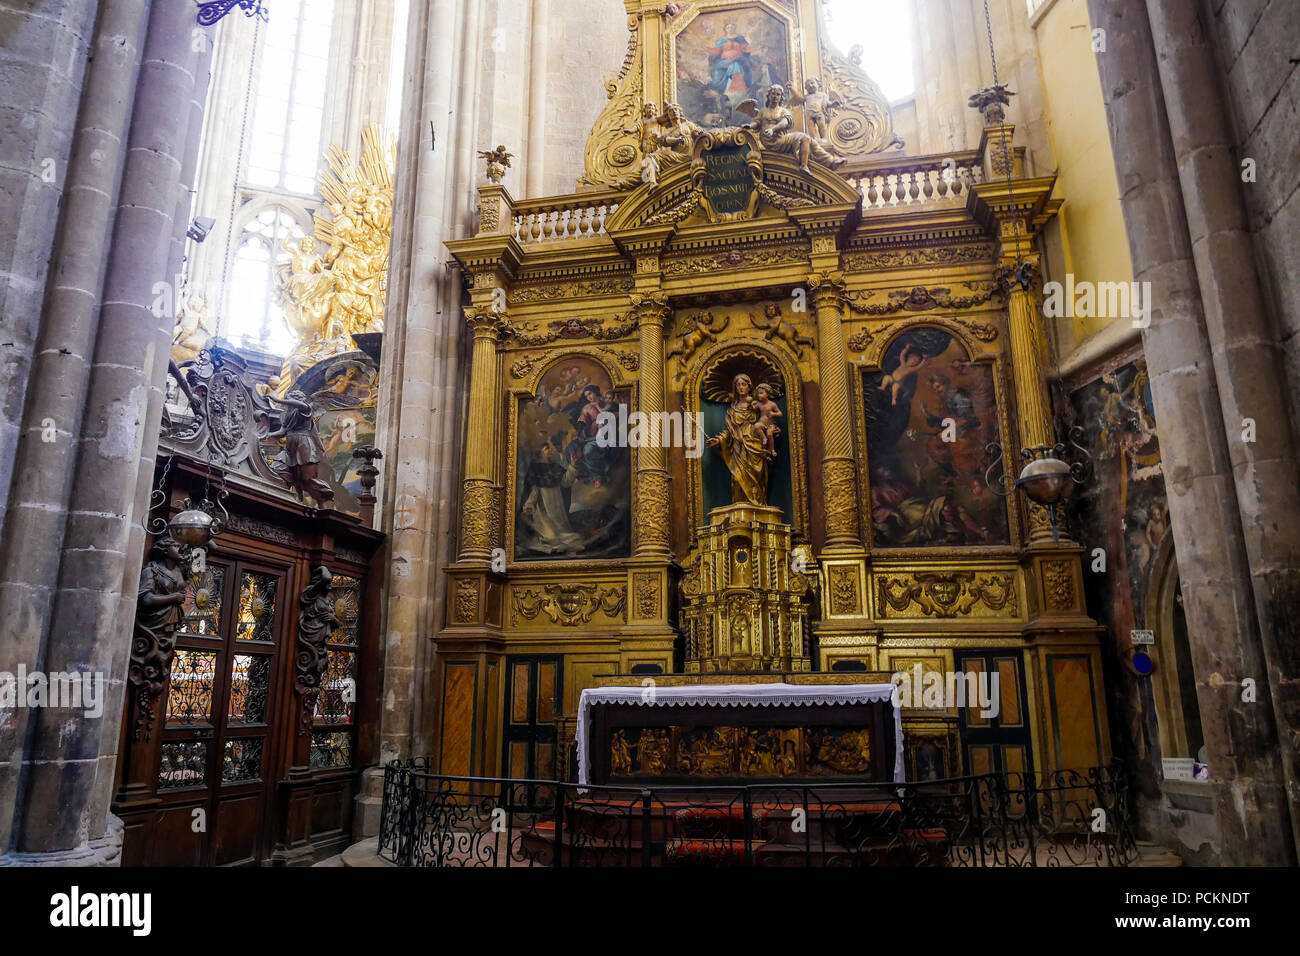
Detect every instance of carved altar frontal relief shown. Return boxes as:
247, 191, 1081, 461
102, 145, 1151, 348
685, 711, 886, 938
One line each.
863, 328, 1009, 547
672, 6, 791, 130
608, 724, 878, 781
514, 357, 631, 561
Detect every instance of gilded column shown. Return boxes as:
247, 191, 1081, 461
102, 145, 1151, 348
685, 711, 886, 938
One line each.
631, 291, 671, 558
972, 109, 1062, 545
1000, 257, 1060, 545
806, 271, 861, 550
1001, 258, 1052, 450
459, 304, 503, 562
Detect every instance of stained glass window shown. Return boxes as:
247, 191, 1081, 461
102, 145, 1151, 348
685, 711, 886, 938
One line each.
245, 0, 336, 194
224, 206, 305, 353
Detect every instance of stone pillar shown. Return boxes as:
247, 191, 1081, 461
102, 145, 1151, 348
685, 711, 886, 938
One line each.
0, 0, 97, 532
806, 271, 861, 550
1146, 0, 1300, 855
371, 0, 470, 777
0, 0, 144, 860
7, 0, 211, 861
630, 291, 672, 558
458, 306, 503, 563
1088, 0, 1294, 865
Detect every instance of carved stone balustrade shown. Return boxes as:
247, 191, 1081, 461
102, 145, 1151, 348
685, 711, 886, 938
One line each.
511, 189, 628, 244
841, 150, 985, 211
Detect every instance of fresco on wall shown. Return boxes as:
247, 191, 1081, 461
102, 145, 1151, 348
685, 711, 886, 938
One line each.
1067, 359, 1199, 770
514, 358, 631, 561
862, 328, 1008, 547
1073, 362, 1167, 607
673, 8, 791, 129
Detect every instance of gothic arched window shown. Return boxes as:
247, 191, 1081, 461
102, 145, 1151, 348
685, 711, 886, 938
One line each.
225, 204, 308, 354
244, 0, 336, 194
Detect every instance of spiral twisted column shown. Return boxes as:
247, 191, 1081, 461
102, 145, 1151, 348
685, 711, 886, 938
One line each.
458, 305, 504, 562
999, 259, 1061, 545
807, 271, 862, 550
631, 291, 672, 558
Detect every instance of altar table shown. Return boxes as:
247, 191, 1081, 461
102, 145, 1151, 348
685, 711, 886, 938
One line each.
576, 681, 904, 786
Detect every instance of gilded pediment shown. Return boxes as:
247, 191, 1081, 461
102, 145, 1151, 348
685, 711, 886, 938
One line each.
604, 146, 861, 240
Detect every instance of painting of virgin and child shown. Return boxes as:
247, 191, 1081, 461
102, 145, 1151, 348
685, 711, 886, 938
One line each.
514, 358, 631, 560
862, 328, 1009, 547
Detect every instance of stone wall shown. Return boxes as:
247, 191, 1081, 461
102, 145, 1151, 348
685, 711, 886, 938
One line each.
1086, 0, 1300, 863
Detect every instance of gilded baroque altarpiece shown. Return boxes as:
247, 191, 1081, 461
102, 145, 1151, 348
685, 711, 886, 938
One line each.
437, 0, 1108, 786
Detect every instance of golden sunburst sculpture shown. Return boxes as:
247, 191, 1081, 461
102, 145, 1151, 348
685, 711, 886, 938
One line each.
702, 348, 785, 404
274, 125, 396, 394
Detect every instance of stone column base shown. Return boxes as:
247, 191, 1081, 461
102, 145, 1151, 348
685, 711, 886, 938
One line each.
0, 813, 123, 867
353, 766, 386, 841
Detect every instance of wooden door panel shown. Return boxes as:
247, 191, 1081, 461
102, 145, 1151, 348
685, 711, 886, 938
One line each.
213, 792, 263, 866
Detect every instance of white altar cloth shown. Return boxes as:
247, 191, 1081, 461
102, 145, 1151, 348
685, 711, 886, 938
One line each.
576, 682, 904, 786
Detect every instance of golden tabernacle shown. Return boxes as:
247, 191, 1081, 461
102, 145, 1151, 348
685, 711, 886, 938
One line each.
437, 0, 1108, 787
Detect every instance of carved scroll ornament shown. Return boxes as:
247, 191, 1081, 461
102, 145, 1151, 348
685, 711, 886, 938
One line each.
295, 566, 343, 730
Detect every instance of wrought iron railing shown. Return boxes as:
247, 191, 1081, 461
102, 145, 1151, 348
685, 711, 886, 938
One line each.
377, 761, 1136, 867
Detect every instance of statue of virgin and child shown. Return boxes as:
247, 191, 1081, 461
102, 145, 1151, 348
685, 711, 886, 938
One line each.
707, 372, 783, 506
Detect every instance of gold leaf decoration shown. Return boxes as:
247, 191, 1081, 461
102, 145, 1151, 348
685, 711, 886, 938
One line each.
578, 17, 644, 189
821, 43, 903, 156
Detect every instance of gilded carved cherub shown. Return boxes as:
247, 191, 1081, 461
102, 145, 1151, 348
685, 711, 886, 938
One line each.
790, 77, 842, 141
748, 302, 815, 358
750, 382, 783, 460
668, 309, 729, 369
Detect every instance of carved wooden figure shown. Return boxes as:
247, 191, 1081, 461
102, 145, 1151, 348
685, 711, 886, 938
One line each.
129, 532, 189, 741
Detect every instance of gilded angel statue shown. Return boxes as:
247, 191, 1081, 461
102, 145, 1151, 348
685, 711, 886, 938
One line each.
736, 85, 846, 172
171, 289, 213, 365
788, 77, 842, 141
478, 145, 512, 184
278, 235, 337, 341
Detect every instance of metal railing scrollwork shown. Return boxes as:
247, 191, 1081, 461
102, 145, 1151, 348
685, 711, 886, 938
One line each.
376, 761, 1137, 868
